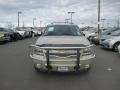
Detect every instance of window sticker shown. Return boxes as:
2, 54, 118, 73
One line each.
48, 27, 54, 31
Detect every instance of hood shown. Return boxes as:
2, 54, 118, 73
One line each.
109, 36, 120, 40
36, 36, 90, 46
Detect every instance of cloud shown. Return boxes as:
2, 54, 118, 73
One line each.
0, 0, 17, 3
0, 0, 119, 27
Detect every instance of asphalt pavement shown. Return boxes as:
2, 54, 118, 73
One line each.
0, 37, 120, 90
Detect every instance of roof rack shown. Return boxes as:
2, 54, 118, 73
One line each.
52, 22, 74, 24
50, 22, 75, 25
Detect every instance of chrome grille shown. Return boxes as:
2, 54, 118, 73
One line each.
49, 50, 78, 59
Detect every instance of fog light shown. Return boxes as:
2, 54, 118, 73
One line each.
36, 64, 41, 68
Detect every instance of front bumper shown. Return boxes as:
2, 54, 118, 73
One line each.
100, 41, 113, 49
30, 54, 95, 72
0, 37, 10, 42
29, 44, 95, 72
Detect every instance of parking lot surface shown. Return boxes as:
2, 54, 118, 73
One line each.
0, 37, 120, 90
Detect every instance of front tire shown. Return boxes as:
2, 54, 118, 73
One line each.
34, 64, 40, 72
113, 43, 120, 52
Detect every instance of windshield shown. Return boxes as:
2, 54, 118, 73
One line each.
43, 25, 82, 36
0, 28, 13, 33
110, 30, 120, 36
0, 28, 5, 32
102, 28, 119, 35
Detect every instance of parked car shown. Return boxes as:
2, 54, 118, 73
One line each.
31, 28, 41, 36
16, 30, 27, 39
5, 29, 22, 41
91, 28, 119, 44
82, 27, 98, 40
118, 45, 120, 54
100, 28, 119, 43
0, 28, 11, 43
30, 23, 95, 72
100, 30, 120, 51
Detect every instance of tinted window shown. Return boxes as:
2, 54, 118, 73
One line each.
0, 28, 4, 31
102, 28, 120, 35
43, 25, 82, 36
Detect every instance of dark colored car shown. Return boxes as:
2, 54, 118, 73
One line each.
0, 28, 11, 43
5, 29, 22, 41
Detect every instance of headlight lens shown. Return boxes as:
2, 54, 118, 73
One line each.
34, 49, 44, 56
105, 39, 112, 42
30, 46, 44, 56
82, 47, 92, 56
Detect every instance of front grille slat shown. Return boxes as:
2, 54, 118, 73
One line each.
48, 50, 80, 59
50, 53, 76, 57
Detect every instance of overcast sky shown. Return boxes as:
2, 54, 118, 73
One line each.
0, 0, 120, 27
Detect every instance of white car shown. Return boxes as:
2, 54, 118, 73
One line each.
30, 23, 95, 72
32, 29, 41, 36
16, 30, 26, 38
82, 28, 97, 40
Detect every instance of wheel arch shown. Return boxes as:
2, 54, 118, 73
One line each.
113, 41, 120, 50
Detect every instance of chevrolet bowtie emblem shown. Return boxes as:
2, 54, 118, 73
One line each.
58, 50, 65, 54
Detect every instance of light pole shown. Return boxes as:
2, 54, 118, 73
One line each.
68, 12, 75, 24
33, 18, 36, 27
18, 11, 22, 30
98, 0, 101, 42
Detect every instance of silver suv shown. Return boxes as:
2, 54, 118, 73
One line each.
100, 29, 120, 51
30, 23, 95, 72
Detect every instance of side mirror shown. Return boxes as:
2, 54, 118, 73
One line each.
81, 32, 85, 36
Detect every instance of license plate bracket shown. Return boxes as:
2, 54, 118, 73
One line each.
58, 66, 68, 72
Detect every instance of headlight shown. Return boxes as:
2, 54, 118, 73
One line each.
94, 36, 98, 39
34, 48, 44, 56
4, 34, 9, 37
105, 39, 112, 42
30, 46, 44, 56
82, 47, 92, 56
